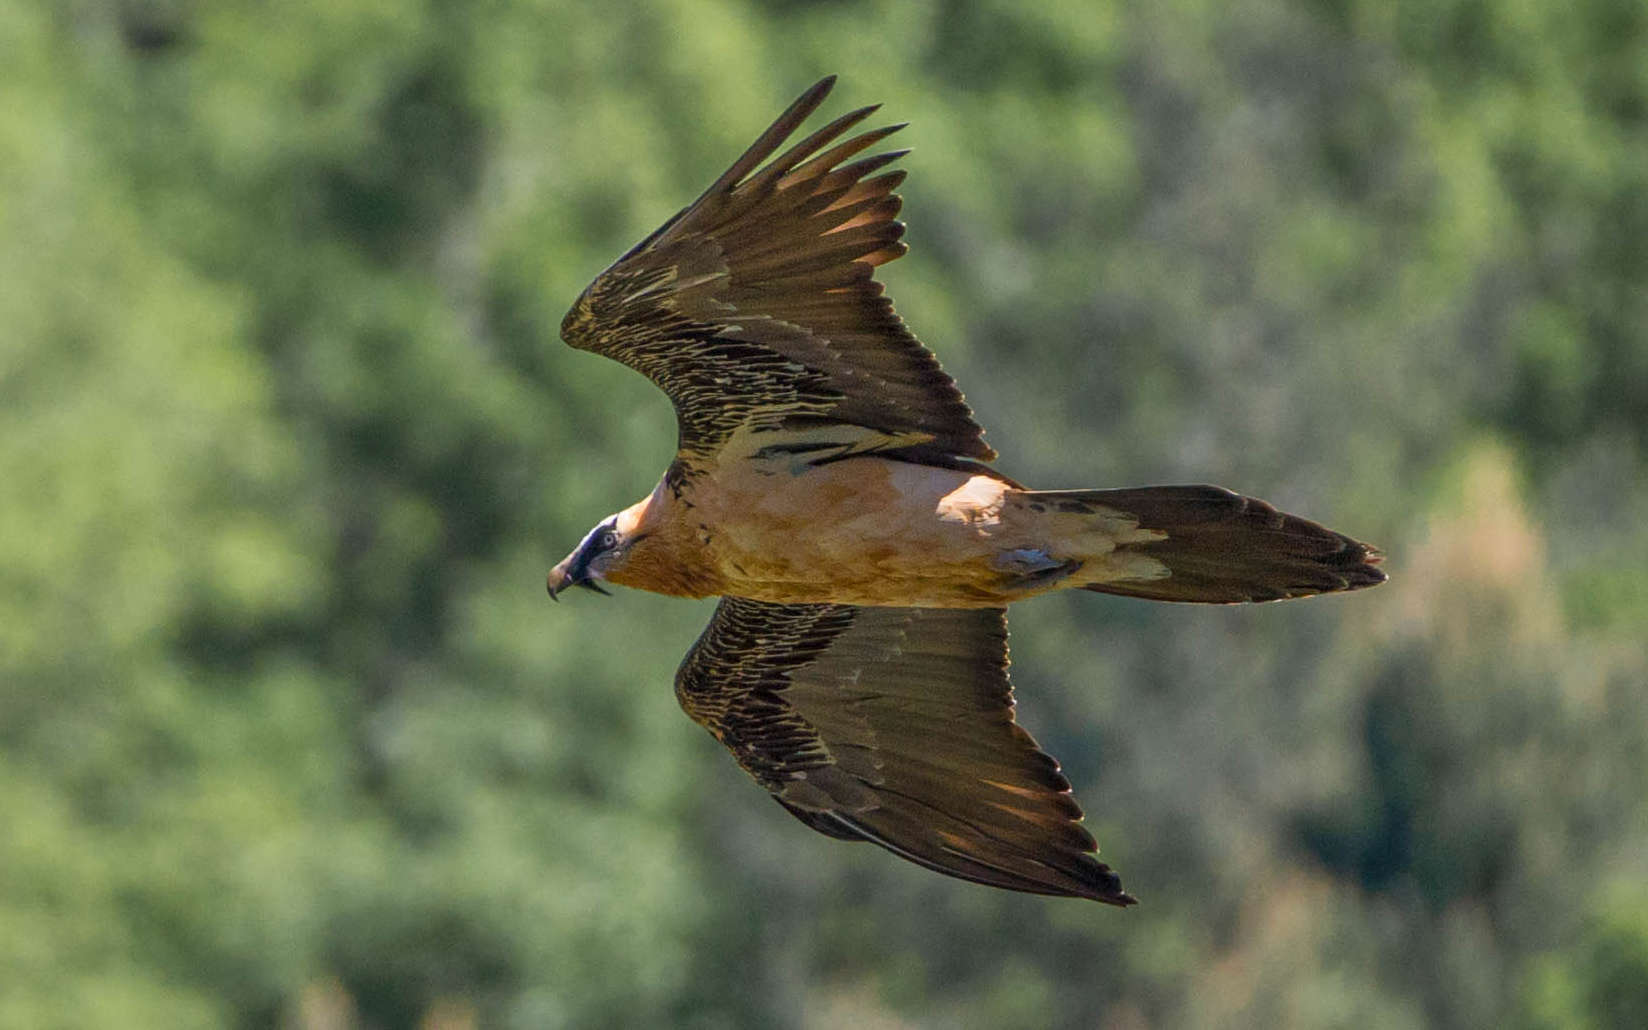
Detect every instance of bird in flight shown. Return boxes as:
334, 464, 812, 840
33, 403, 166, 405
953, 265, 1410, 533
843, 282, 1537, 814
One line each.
549, 77, 1385, 906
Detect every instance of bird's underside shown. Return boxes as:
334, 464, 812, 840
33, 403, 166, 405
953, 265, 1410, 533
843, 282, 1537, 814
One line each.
549, 76, 1386, 905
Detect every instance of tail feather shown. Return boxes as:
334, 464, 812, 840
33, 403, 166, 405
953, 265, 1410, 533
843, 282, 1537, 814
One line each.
1019, 485, 1386, 604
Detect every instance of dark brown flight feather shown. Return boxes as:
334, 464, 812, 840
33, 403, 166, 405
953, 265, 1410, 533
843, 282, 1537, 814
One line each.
676, 598, 1135, 906
559, 75, 993, 470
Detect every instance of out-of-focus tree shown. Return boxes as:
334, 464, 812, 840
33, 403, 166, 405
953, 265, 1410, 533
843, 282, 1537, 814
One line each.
1, 0, 1643, 1027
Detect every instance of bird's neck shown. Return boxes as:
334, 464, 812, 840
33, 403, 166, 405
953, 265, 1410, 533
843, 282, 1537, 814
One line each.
607, 475, 725, 599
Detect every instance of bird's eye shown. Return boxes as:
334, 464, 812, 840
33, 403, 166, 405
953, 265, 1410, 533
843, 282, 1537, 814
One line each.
598, 529, 618, 550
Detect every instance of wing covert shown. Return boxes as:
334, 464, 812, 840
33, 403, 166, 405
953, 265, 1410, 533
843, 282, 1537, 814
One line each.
561, 76, 994, 470
675, 597, 1134, 905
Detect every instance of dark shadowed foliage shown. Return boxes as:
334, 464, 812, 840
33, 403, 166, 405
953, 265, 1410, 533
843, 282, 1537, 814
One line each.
2, 1, 1645, 1027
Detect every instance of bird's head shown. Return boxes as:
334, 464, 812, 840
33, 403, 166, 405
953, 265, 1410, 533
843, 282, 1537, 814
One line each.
547, 505, 647, 600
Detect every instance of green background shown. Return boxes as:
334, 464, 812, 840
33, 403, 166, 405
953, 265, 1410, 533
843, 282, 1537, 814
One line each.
3, 0, 1646, 1026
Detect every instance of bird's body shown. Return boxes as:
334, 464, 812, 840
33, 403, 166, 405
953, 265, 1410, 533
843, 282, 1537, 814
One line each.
548, 77, 1386, 905
614, 458, 1011, 606
613, 458, 1207, 608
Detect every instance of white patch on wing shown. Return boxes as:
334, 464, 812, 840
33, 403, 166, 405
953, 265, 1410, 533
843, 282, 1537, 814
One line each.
936, 476, 1006, 525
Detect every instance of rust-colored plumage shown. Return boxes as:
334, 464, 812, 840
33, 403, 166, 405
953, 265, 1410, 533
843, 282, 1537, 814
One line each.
548, 77, 1386, 905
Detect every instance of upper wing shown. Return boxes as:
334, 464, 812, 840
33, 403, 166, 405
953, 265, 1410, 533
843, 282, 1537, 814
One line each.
560, 76, 994, 471
675, 597, 1134, 905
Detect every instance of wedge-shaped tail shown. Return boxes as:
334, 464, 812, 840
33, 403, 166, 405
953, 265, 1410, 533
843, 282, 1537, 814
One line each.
1020, 484, 1386, 603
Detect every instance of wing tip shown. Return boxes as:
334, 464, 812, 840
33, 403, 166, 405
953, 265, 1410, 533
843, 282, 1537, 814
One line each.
788, 75, 842, 127
793, 75, 837, 114
1074, 862, 1138, 907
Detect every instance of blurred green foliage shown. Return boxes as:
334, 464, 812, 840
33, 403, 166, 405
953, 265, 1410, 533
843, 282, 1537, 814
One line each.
2, 0, 1645, 1027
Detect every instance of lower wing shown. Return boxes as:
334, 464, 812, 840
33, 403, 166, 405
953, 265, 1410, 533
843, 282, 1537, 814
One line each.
674, 597, 1133, 905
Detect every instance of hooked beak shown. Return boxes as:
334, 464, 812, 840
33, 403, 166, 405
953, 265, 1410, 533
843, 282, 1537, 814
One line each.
546, 556, 610, 601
